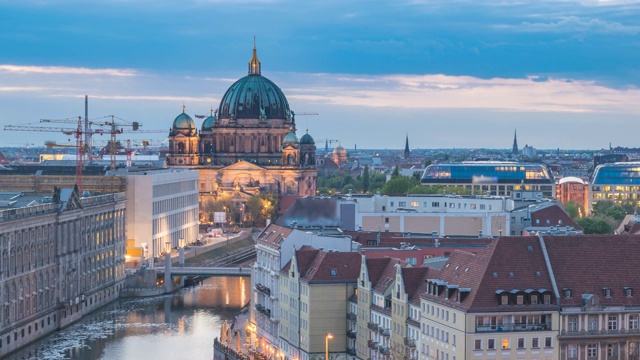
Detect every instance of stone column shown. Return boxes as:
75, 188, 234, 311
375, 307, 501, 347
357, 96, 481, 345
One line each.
164, 253, 171, 293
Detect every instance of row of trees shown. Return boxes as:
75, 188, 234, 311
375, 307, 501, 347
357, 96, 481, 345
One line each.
565, 200, 634, 234
200, 193, 278, 228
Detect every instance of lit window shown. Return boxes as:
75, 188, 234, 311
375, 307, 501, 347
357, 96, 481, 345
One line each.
502, 338, 510, 350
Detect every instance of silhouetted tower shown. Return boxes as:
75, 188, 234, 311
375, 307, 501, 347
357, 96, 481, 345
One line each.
404, 133, 410, 159
512, 130, 519, 156
325, 139, 329, 153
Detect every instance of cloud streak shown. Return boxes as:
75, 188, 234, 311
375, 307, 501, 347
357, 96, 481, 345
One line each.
0, 65, 138, 77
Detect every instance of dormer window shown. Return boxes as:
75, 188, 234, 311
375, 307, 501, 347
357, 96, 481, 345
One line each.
330, 269, 337, 277
603, 288, 612, 298
530, 294, 538, 304
563, 288, 572, 298
625, 287, 633, 297
501, 294, 509, 305
543, 294, 551, 304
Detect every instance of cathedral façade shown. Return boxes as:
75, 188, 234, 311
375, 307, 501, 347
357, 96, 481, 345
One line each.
166, 44, 317, 219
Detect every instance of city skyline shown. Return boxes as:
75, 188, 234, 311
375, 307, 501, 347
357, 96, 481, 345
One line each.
1, 0, 639, 150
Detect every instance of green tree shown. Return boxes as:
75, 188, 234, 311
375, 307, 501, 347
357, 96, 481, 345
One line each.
424, 158, 432, 167
604, 205, 627, 222
362, 165, 370, 192
592, 200, 615, 217
563, 201, 580, 220
245, 194, 278, 227
576, 217, 613, 234
381, 177, 419, 194
392, 165, 400, 178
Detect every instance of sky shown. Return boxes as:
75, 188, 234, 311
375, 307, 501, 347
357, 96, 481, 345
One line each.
1, 0, 639, 150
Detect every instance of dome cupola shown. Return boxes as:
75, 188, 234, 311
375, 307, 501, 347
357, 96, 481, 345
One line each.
283, 131, 299, 145
300, 129, 315, 144
171, 105, 196, 136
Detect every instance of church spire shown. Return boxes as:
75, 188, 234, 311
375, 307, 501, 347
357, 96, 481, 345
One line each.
512, 129, 519, 156
404, 133, 410, 159
248, 36, 261, 75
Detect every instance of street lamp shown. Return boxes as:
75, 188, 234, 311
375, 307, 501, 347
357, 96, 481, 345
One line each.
325, 333, 333, 360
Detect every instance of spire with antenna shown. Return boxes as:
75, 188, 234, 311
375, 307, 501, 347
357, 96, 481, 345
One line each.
248, 36, 261, 75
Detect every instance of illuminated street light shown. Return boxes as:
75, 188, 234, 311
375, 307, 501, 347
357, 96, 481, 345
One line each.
325, 332, 333, 360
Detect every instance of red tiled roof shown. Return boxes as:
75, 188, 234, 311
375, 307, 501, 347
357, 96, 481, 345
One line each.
257, 223, 293, 249
422, 236, 556, 312
400, 267, 430, 305
531, 204, 581, 230
283, 247, 361, 284
543, 234, 640, 307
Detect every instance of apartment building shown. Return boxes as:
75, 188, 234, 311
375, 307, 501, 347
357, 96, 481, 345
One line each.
278, 247, 360, 360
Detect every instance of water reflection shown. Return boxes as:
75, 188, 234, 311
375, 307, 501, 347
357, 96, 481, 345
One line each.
9, 276, 250, 360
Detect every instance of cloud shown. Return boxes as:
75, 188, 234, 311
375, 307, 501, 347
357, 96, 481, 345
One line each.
0, 65, 138, 77
513, 16, 640, 34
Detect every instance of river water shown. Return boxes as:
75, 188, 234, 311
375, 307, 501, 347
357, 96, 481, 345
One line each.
8, 276, 251, 360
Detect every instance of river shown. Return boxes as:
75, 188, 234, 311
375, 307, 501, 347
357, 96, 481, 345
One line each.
8, 276, 251, 360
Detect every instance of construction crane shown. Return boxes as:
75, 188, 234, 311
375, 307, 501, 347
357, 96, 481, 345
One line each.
6, 116, 88, 191
40, 116, 166, 170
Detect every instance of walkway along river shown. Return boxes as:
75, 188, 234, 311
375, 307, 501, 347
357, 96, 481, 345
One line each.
7, 276, 251, 360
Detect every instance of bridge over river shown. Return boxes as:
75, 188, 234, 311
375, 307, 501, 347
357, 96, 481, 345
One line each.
154, 266, 251, 277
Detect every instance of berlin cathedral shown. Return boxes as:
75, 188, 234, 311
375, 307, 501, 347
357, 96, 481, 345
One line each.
166, 44, 317, 213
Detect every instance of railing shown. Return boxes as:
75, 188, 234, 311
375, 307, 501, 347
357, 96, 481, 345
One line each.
367, 340, 378, 349
347, 330, 357, 339
379, 346, 390, 355
347, 347, 357, 356
380, 327, 390, 337
368, 322, 379, 332
404, 337, 416, 348
347, 312, 357, 321
256, 283, 271, 296
560, 327, 640, 338
476, 322, 550, 332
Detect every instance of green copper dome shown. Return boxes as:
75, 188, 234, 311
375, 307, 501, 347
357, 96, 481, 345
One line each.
217, 46, 291, 121
171, 111, 196, 135
283, 132, 299, 144
201, 115, 215, 131
300, 131, 314, 144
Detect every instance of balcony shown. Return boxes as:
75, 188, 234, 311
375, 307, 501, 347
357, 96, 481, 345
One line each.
367, 340, 378, 349
347, 330, 357, 339
476, 322, 550, 333
254, 304, 271, 318
560, 327, 640, 339
404, 337, 416, 348
379, 346, 390, 355
256, 283, 271, 296
347, 347, 356, 356
380, 327, 391, 337
368, 322, 379, 332
347, 312, 357, 321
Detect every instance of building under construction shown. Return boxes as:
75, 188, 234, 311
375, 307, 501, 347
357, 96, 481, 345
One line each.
0, 165, 126, 194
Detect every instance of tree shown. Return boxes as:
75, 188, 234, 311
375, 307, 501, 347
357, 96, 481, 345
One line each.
576, 217, 613, 234
245, 194, 278, 227
592, 200, 615, 217
563, 201, 580, 220
424, 158, 432, 167
604, 204, 628, 222
381, 177, 419, 194
392, 165, 400, 178
362, 165, 370, 192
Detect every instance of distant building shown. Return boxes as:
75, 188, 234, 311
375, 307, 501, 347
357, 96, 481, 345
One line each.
510, 200, 581, 236
420, 161, 555, 198
512, 129, 519, 156
404, 134, 410, 159
589, 162, 640, 212
556, 176, 589, 216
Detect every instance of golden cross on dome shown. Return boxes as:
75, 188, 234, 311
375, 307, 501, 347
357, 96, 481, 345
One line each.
182, 102, 186, 113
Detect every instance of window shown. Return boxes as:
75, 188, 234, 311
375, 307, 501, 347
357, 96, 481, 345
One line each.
516, 295, 524, 305
531, 338, 540, 349
530, 294, 538, 304
587, 344, 598, 357
474, 339, 482, 350
568, 344, 578, 358
487, 339, 495, 350
330, 269, 337, 277
608, 315, 618, 330
517, 337, 525, 349
607, 343, 618, 357
385, 217, 389, 224
502, 338, 510, 350
480, 204, 486, 210
410, 201, 419, 207
626, 287, 633, 297
589, 315, 598, 331
501, 294, 509, 305
543, 294, 551, 304
398, 201, 407, 207
564, 288, 572, 298
568, 316, 578, 332
544, 337, 552, 348
630, 315, 639, 330
604, 288, 612, 297
432, 202, 440, 207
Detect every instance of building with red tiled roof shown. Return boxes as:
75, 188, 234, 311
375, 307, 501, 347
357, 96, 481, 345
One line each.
544, 235, 640, 359
278, 247, 361, 360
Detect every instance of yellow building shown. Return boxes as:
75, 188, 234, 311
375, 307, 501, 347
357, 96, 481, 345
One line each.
278, 246, 361, 360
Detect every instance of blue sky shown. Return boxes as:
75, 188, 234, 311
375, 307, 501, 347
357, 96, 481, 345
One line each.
1, 0, 639, 150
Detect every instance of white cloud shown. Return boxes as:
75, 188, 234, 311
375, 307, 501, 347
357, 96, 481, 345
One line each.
0, 65, 138, 77
514, 16, 640, 34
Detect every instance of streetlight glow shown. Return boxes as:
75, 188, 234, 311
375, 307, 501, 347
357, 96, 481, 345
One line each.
325, 332, 333, 360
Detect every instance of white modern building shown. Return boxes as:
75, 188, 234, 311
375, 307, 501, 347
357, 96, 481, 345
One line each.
123, 168, 199, 258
